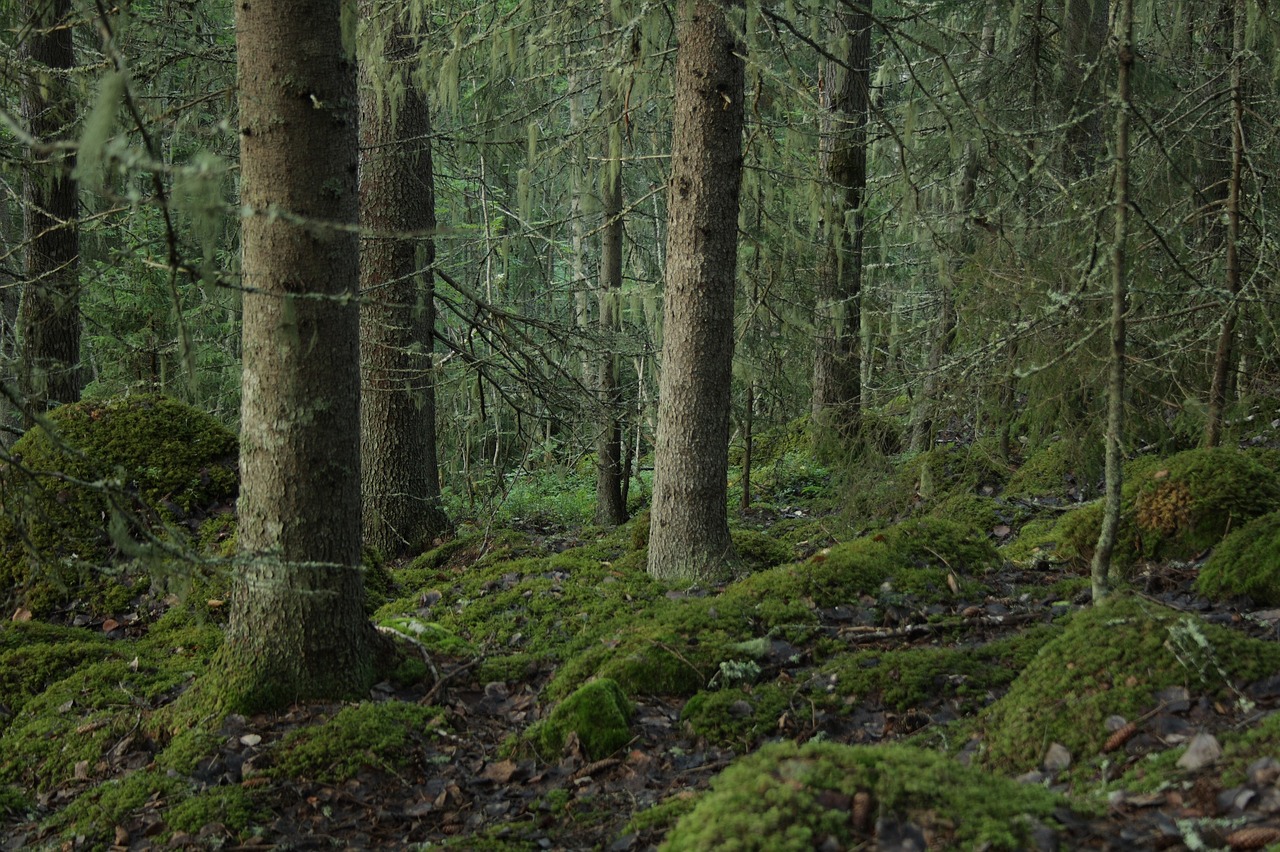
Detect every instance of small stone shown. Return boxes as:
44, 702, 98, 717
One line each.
1177, 732, 1222, 771
1043, 742, 1072, 773
1154, 685, 1191, 713
728, 700, 753, 718
1104, 715, 1130, 733
1217, 786, 1254, 812
1247, 756, 1280, 786
239, 734, 262, 747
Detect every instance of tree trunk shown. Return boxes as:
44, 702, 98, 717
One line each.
648, 0, 746, 584
1092, 0, 1133, 603
811, 5, 871, 445
1061, 0, 1108, 176
595, 107, 627, 526
359, 2, 451, 555
222, 0, 383, 711
18, 0, 81, 417
1204, 0, 1245, 448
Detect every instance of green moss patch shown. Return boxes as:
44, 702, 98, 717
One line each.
1004, 439, 1100, 501
660, 740, 1064, 851
267, 701, 447, 784
1195, 510, 1280, 605
54, 768, 189, 841
527, 678, 634, 761
680, 682, 794, 747
0, 394, 238, 613
549, 519, 996, 700
165, 784, 263, 837
976, 594, 1280, 773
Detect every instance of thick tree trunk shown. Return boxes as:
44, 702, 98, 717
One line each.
223, 0, 382, 710
1092, 0, 1133, 603
595, 115, 627, 526
648, 0, 746, 583
359, 3, 451, 555
19, 0, 81, 416
811, 6, 872, 445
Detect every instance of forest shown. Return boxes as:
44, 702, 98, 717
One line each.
2, 0, 1280, 848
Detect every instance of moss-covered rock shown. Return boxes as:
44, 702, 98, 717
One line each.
267, 701, 447, 783
1195, 510, 1280, 605
680, 682, 795, 747
1053, 448, 1280, 570
660, 740, 1064, 851
976, 594, 1280, 773
1004, 439, 1101, 501
0, 394, 238, 613
729, 528, 793, 573
528, 678, 633, 761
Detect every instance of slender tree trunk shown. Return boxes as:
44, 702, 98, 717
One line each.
1061, 0, 1109, 176
19, 0, 81, 417
358, 2, 451, 555
908, 292, 955, 452
648, 0, 746, 583
1204, 0, 1245, 448
811, 5, 871, 445
221, 0, 384, 710
595, 91, 627, 525
1091, 0, 1134, 603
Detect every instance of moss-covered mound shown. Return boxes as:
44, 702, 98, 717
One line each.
267, 701, 447, 784
528, 678, 633, 761
660, 740, 1064, 851
976, 594, 1280, 773
1196, 510, 1280, 605
548, 518, 996, 700
1004, 439, 1101, 501
1054, 448, 1279, 570
0, 394, 238, 611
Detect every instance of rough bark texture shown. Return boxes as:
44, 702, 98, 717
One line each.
1092, 0, 1133, 602
225, 0, 380, 709
811, 6, 871, 444
595, 116, 627, 527
648, 0, 745, 583
19, 0, 81, 416
359, 5, 451, 555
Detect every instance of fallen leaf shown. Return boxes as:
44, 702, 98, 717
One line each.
11, 608, 32, 622
482, 760, 519, 784
240, 734, 262, 747
207, 599, 225, 609
102, 619, 120, 633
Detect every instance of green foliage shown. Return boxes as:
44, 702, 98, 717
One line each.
976, 594, 1280, 773
660, 741, 1064, 851
0, 394, 238, 613
1195, 510, 1280, 605
527, 678, 633, 761
268, 701, 447, 784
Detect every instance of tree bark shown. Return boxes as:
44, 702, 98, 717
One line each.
811, 5, 872, 446
359, 2, 451, 555
19, 0, 81, 417
1204, 0, 1245, 449
223, 0, 382, 710
595, 108, 628, 526
1091, 0, 1133, 603
648, 0, 746, 583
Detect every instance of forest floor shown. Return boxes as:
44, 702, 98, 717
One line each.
4, 442, 1280, 850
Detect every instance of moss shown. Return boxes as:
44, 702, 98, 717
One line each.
903, 441, 1011, 503
165, 784, 263, 837
527, 678, 634, 761
0, 394, 238, 614
927, 493, 1006, 537
660, 740, 1064, 851
1222, 711, 1280, 784
976, 594, 1280, 773
819, 624, 1062, 713
0, 621, 118, 727
680, 682, 795, 747
729, 528, 793, 573
1004, 439, 1101, 500
267, 701, 447, 784
1195, 510, 1280, 605
1061, 449, 1280, 571
55, 769, 189, 841
624, 792, 702, 839
549, 519, 997, 701
155, 727, 224, 775
0, 783, 28, 817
